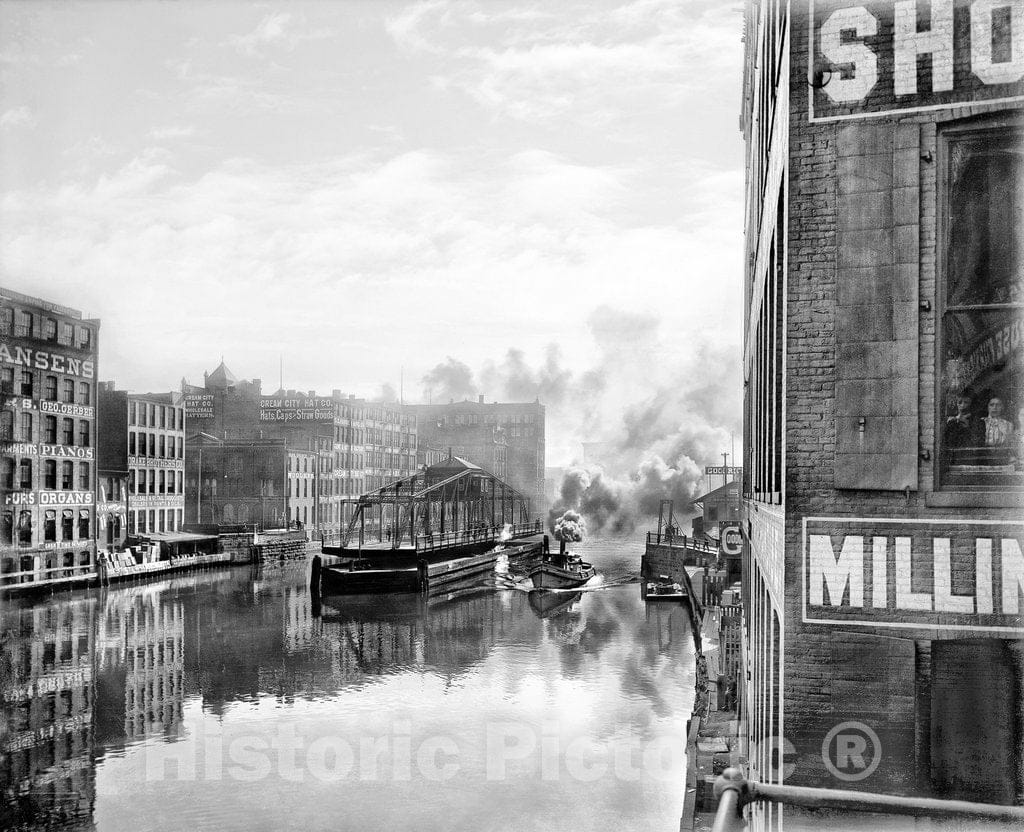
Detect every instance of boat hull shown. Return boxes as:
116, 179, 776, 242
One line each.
528, 562, 596, 590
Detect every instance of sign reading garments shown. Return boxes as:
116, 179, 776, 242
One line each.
802, 517, 1024, 632
809, 0, 1024, 122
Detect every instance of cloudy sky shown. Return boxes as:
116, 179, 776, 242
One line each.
0, 0, 744, 466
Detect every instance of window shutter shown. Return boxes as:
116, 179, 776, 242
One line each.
835, 122, 919, 490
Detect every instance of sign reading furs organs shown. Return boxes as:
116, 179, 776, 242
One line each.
803, 517, 1024, 632
809, 0, 1024, 122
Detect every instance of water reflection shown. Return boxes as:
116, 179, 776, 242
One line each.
2, 537, 695, 832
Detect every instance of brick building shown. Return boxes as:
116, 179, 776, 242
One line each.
741, 0, 1023, 819
181, 365, 418, 538
0, 287, 100, 589
408, 398, 545, 514
99, 383, 186, 542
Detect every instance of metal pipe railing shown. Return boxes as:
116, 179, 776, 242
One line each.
711, 768, 1024, 831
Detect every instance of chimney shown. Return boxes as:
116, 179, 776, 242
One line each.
559, 538, 566, 555
478, 395, 484, 404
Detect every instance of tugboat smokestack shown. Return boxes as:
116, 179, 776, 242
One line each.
559, 539, 566, 555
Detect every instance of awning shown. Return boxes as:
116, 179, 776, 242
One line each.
138, 532, 218, 544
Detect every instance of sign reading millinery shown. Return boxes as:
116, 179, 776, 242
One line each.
184, 394, 214, 418
809, 0, 1024, 123
719, 522, 744, 556
0, 344, 95, 379
803, 517, 1024, 632
0, 442, 94, 461
705, 466, 743, 477
40, 401, 94, 419
259, 396, 335, 422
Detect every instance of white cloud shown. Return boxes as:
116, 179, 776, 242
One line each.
149, 124, 196, 141
226, 12, 334, 56
0, 106, 35, 130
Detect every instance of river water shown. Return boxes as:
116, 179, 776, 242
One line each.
1, 535, 696, 832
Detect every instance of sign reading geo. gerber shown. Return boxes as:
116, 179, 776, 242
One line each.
810, 0, 1024, 122
803, 517, 1024, 632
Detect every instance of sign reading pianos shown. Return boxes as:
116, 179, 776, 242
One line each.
809, 0, 1024, 122
803, 517, 1024, 633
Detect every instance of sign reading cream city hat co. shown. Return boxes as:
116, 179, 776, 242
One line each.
810, 0, 1024, 122
803, 517, 1024, 632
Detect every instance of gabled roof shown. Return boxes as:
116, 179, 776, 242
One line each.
427, 455, 481, 473
693, 480, 740, 504
206, 361, 237, 389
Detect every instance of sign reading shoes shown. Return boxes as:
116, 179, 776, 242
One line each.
803, 517, 1024, 632
809, 0, 1024, 122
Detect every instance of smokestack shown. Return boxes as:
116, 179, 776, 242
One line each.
559, 538, 566, 555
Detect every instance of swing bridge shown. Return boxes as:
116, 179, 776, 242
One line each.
326, 456, 540, 557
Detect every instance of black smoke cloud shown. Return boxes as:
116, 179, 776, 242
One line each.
422, 357, 477, 403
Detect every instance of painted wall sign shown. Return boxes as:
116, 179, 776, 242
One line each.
0, 344, 95, 378
0, 442, 94, 461
809, 0, 1024, 122
749, 504, 785, 604
38, 491, 93, 506
259, 396, 335, 422
40, 400, 95, 419
128, 456, 184, 469
184, 394, 215, 418
706, 465, 744, 477
129, 495, 185, 507
803, 516, 1024, 632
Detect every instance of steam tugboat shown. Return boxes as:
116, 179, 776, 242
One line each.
529, 510, 595, 590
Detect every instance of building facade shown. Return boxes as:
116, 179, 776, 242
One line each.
96, 384, 129, 552
741, 0, 1023, 819
182, 364, 419, 539
0, 287, 100, 589
126, 392, 186, 537
408, 398, 545, 514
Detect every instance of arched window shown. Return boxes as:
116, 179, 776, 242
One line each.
17, 510, 32, 545
78, 511, 90, 539
44, 511, 56, 542
61, 510, 73, 541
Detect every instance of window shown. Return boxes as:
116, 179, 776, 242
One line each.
0, 367, 11, 393
0, 306, 11, 335
1, 457, 12, 489
938, 124, 1023, 489
44, 375, 57, 401
62, 418, 73, 445
61, 461, 73, 490
148, 469, 156, 494
129, 432, 136, 455
79, 462, 89, 490
20, 371, 32, 397
44, 511, 56, 542
44, 459, 57, 489
129, 401, 137, 425
158, 406, 165, 429
18, 511, 32, 545
76, 326, 91, 349
148, 433, 155, 456
19, 459, 32, 489
42, 415, 56, 444
0, 411, 10, 440
78, 382, 90, 405
78, 511, 89, 539
44, 318, 57, 340
129, 469, 137, 494
62, 379, 74, 403
78, 420, 90, 447
15, 310, 32, 338
59, 322, 72, 345
19, 412, 31, 441
159, 435, 165, 458
61, 510, 73, 540
159, 470, 165, 494
1, 512, 11, 545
